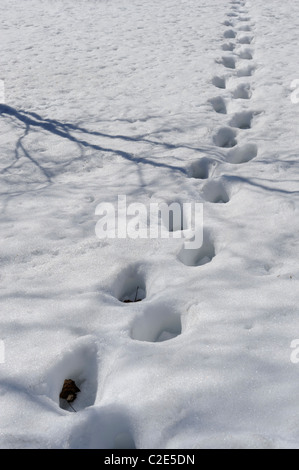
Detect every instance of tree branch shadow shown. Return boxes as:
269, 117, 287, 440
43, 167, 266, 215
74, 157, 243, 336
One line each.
0, 105, 215, 184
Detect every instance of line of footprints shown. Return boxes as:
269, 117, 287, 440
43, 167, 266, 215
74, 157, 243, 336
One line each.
211, 0, 258, 165
181, 0, 258, 269
41, 0, 259, 450
189, 0, 258, 203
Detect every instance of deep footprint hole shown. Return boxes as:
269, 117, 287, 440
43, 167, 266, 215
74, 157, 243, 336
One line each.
178, 231, 216, 267
239, 48, 253, 60
202, 179, 230, 204
222, 42, 235, 52
238, 35, 253, 45
223, 20, 234, 27
188, 157, 217, 180
237, 65, 255, 77
213, 127, 237, 148
238, 25, 251, 32
223, 29, 236, 39
42, 337, 99, 413
233, 83, 252, 99
209, 96, 227, 114
113, 266, 146, 303
212, 76, 226, 89
229, 111, 254, 129
221, 55, 236, 69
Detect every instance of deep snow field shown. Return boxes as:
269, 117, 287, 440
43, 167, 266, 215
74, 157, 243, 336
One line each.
1, 0, 299, 449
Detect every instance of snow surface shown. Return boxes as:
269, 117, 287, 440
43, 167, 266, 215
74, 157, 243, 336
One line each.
0, 0, 299, 449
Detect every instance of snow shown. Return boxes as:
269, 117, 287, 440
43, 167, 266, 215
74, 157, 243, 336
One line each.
0, 0, 299, 449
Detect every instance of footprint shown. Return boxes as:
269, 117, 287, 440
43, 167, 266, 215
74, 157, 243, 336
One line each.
238, 16, 251, 22
68, 406, 136, 449
238, 48, 253, 60
226, 143, 258, 164
213, 127, 237, 148
188, 157, 218, 180
223, 20, 234, 27
113, 265, 146, 303
223, 29, 236, 39
238, 35, 253, 44
227, 12, 238, 17
178, 230, 216, 267
131, 303, 182, 343
209, 96, 227, 114
212, 76, 226, 89
237, 65, 255, 77
220, 55, 236, 69
222, 42, 235, 52
233, 83, 252, 99
202, 179, 230, 203
229, 111, 254, 129
41, 336, 99, 413
238, 25, 251, 32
